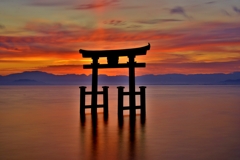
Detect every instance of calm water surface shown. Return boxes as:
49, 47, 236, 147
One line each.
0, 85, 240, 160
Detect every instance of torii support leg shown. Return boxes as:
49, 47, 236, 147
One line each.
102, 86, 109, 120
79, 86, 86, 121
139, 86, 146, 123
117, 86, 124, 120
80, 86, 86, 115
91, 57, 99, 117
128, 55, 136, 118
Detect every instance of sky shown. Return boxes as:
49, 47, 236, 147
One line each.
0, 0, 240, 76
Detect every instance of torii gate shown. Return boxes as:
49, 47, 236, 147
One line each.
79, 43, 150, 120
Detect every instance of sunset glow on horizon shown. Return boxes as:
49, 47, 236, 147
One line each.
1, 0, 240, 76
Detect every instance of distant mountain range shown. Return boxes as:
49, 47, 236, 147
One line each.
0, 71, 240, 85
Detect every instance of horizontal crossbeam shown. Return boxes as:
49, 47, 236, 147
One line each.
83, 63, 145, 69
122, 106, 142, 110
84, 105, 105, 108
123, 91, 141, 95
85, 91, 105, 95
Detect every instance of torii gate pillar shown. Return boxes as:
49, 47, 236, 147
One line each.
128, 55, 136, 117
91, 56, 98, 117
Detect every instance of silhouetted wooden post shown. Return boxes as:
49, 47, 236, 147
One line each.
79, 86, 86, 117
102, 86, 109, 119
91, 57, 99, 117
128, 55, 136, 117
117, 86, 124, 119
139, 86, 146, 120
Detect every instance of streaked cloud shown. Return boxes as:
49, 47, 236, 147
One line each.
22, 22, 85, 36
2, 21, 240, 46
170, 6, 186, 15
221, 9, 231, 17
103, 20, 126, 26
170, 6, 191, 19
0, 24, 5, 29
33, 59, 240, 75
205, 1, 216, 5
36, 64, 90, 75
29, 2, 69, 6
116, 5, 144, 10
1, 21, 240, 59
28, 0, 72, 6
144, 60, 240, 74
74, 0, 119, 10
136, 19, 183, 24
1, 0, 240, 75
126, 25, 142, 29
233, 6, 240, 14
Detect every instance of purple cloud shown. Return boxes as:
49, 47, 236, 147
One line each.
205, 1, 216, 5
170, 6, 191, 19
233, 6, 240, 14
170, 6, 185, 14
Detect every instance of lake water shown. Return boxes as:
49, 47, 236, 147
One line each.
0, 85, 240, 160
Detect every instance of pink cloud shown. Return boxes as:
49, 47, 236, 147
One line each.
1, 21, 240, 75
74, 0, 119, 10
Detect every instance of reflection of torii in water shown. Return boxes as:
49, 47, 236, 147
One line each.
79, 43, 150, 121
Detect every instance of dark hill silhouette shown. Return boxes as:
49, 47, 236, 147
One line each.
222, 79, 240, 84
12, 79, 46, 85
0, 71, 240, 85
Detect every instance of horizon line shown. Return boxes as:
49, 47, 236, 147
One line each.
1, 70, 240, 77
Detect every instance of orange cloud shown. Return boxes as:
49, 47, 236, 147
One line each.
1, 21, 240, 75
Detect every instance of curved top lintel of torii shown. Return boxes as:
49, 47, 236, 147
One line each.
79, 43, 150, 58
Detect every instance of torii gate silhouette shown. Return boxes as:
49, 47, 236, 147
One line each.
79, 43, 150, 121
